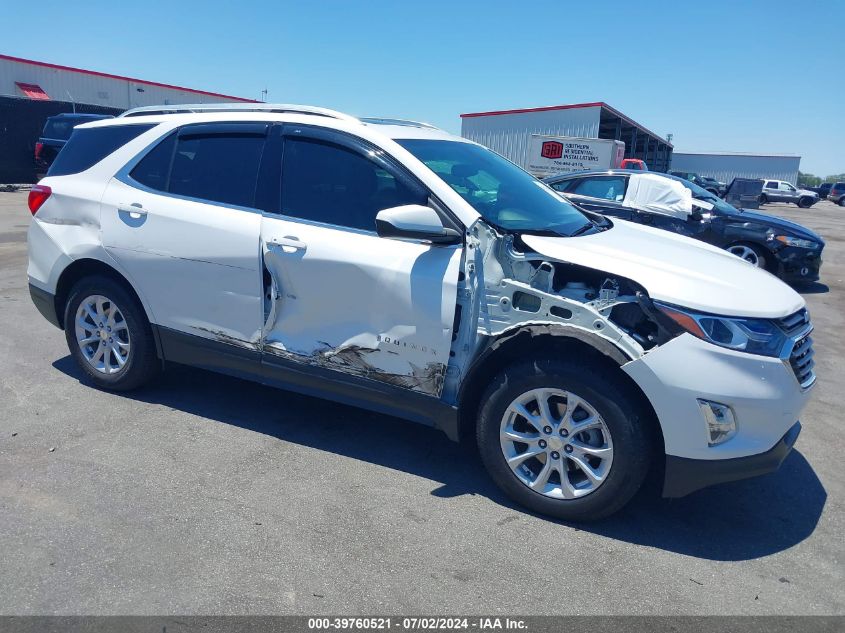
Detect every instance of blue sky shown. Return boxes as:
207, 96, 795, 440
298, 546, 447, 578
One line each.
5, 0, 843, 175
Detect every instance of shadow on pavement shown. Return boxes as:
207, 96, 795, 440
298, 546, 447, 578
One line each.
54, 356, 826, 563
796, 281, 830, 295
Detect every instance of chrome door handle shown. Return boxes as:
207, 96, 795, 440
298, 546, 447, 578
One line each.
270, 236, 307, 253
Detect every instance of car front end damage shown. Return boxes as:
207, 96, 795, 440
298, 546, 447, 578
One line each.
445, 219, 815, 498
770, 240, 824, 283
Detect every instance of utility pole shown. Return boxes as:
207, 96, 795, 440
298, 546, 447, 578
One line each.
260, 89, 268, 103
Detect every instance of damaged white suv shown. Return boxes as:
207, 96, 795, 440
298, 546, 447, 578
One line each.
27, 104, 815, 520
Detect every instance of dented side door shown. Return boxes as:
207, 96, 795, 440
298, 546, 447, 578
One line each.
260, 127, 462, 397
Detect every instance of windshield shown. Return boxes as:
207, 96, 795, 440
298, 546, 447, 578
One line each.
665, 174, 740, 214
396, 139, 591, 236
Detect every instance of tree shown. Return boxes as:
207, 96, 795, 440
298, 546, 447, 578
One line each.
798, 172, 822, 187
823, 173, 845, 183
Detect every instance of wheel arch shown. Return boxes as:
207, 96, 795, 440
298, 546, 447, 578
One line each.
455, 325, 663, 453
53, 258, 162, 360
726, 240, 778, 274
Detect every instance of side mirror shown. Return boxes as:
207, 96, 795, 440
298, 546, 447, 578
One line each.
375, 205, 461, 244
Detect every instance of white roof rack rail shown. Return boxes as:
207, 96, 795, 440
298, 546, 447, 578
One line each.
359, 117, 440, 130
118, 103, 359, 122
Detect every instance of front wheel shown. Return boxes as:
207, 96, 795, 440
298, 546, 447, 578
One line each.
64, 275, 159, 391
477, 359, 653, 521
727, 243, 767, 269
797, 197, 814, 209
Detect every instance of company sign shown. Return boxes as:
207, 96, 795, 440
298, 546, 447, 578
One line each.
527, 135, 625, 178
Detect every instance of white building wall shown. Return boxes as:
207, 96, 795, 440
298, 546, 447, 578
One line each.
0, 57, 252, 110
670, 152, 801, 185
461, 106, 602, 169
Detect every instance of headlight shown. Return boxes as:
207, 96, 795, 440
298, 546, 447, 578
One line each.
775, 235, 818, 249
655, 303, 786, 357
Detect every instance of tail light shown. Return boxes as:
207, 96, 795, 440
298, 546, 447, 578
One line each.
28, 185, 52, 215
34, 142, 43, 160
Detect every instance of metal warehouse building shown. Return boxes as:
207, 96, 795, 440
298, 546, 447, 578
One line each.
460, 101, 673, 172
0, 54, 254, 183
670, 152, 801, 186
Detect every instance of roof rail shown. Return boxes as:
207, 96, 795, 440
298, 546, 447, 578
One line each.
118, 103, 359, 122
359, 117, 440, 130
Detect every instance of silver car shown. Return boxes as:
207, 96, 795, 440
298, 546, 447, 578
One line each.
760, 179, 819, 208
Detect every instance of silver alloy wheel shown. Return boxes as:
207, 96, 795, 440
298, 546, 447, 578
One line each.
74, 294, 131, 374
499, 388, 613, 499
727, 244, 763, 268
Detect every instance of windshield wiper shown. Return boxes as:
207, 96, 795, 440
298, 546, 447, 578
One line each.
570, 222, 595, 237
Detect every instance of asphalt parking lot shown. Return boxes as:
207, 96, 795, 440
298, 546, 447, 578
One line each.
0, 191, 842, 615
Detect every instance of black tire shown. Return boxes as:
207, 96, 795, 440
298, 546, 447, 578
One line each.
759, 193, 768, 205
477, 359, 654, 522
797, 197, 813, 209
63, 275, 159, 391
839, 197, 845, 207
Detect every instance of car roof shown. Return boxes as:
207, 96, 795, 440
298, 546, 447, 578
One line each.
543, 169, 658, 182
543, 168, 708, 190
78, 106, 467, 143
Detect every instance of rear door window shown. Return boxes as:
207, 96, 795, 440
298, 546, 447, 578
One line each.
765, 181, 778, 189
128, 123, 268, 208
48, 124, 153, 177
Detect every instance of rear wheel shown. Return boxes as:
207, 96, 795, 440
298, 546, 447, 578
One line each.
477, 359, 653, 521
64, 276, 159, 391
759, 193, 768, 205
727, 243, 767, 269
839, 197, 845, 207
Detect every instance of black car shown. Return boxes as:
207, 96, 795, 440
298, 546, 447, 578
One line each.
668, 170, 724, 196
544, 170, 824, 284
35, 113, 113, 176
810, 182, 833, 199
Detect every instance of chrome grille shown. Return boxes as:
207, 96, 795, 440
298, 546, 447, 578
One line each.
778, 309, 815, 388
778, 308, 810, 337
789, 333, 815, 388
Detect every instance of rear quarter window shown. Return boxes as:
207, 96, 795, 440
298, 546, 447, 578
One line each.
47, 124, 153, 177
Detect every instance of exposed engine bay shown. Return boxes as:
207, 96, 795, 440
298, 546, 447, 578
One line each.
443, 220, 668, 403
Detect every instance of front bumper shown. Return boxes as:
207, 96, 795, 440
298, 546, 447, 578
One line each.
663, 421, 801, 497
774, 245, 823, 282
623, 332, 812, 462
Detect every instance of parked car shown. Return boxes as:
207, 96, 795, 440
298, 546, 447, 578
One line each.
28, 104, 815, 521
760, 179, 819, 208
544, 170, 824, 283
698, 176, 726, 197
669, 170, 723, 196
34, 113, 114, 177
619, 158, 647, 170
827, 183, 845, 206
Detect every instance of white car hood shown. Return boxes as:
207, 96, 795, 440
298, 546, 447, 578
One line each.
521, 219, 804, 318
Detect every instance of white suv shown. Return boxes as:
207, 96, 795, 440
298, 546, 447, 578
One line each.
27, 104, 815, 521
